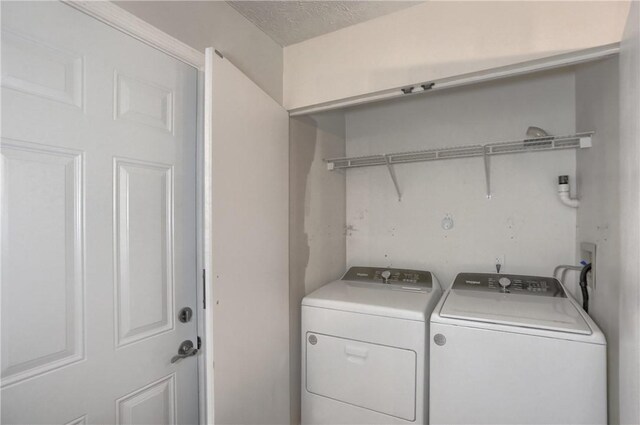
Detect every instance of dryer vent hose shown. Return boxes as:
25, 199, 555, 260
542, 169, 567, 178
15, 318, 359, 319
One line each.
579, 263, 592, 313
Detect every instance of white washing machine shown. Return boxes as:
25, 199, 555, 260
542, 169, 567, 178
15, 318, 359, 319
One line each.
430, 272, 607, 425
301, 266, 442, 424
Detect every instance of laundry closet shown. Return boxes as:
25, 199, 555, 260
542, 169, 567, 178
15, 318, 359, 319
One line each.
290, 50, 624, 423
2, 1, 638, 424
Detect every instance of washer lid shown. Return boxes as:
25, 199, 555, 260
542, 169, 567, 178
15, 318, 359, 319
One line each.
302, 267, 439, 321
439, 273, 591, 335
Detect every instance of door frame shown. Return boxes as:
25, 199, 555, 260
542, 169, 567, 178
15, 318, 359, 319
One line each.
60, 1, 213, 423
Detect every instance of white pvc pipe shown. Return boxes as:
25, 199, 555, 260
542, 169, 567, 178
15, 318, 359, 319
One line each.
553, 264, 583, 279
558, 176, 580, 208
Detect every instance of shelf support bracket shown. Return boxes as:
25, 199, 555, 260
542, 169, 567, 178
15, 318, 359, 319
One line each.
483, 145, 491, 199
579, 135, 592, 148
384, 155, 402, 202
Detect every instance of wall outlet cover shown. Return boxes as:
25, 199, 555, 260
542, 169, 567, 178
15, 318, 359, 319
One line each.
580, 242, 597, 290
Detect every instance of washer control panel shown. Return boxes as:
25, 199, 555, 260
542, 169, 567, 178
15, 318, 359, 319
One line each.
452, 273, 566, 297
343, 266, 432, 287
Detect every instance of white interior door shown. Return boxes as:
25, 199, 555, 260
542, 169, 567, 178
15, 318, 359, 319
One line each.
1, 2, 199, 423
207, 50, 290, 424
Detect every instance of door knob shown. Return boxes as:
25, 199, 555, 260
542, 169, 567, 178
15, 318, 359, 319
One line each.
171, 340, 198, 364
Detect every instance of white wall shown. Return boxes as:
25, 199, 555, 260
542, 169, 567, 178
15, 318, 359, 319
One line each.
284, 1, 629, 110
345, 70, 577, 286
575, 57, 621, 424
618, 1, 640, 423
115, 0, 283, 104
289, 113, 346, 425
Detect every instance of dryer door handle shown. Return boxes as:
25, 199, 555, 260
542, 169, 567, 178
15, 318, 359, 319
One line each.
345, 344, 369, 361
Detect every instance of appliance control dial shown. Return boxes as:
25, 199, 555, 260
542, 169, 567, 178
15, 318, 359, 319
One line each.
381, 270, 391, 283
498, 277, 512, 288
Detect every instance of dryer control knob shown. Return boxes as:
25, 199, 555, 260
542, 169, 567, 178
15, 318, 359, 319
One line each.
498, 277, 512, 288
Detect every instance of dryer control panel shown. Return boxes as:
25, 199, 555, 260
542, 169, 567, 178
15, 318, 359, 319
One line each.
452, 273, 566, 297
343, 266, 432, 287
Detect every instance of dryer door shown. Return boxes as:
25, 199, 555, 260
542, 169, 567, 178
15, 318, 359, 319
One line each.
305, 332, 416, 421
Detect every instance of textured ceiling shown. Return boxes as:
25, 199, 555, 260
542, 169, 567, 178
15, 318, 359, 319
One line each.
227, 1, 424, 46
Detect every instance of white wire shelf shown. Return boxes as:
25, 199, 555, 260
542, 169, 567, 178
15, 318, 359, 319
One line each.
325, 132, 593, 201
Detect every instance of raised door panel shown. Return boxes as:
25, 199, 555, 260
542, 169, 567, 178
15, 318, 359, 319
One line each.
114, 158, 174, 347
65, 415, 87, 425
116, 374, 176, 424
0, 139, 84, 387
0, 29, 83, 108
114, 72, 174, 134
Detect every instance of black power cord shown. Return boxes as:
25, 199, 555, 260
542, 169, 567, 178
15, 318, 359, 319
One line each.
579, 263, 592, 313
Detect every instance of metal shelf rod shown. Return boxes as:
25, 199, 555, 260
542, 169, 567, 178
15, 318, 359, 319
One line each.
326, 132, 593, 170
325, 132, 594, 201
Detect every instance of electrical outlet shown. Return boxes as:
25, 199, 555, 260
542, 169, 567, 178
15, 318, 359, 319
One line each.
580, 242, 597, 290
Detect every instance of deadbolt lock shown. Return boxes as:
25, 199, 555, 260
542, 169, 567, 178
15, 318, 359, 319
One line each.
178, 307, 193, 323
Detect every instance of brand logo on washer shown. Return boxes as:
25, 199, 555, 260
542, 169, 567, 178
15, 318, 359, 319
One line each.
434, 333, 446, 346
308, 334, 317, 345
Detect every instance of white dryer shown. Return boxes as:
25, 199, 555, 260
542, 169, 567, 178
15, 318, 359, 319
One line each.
430, 272, 607, 425
302, 266, 442, 424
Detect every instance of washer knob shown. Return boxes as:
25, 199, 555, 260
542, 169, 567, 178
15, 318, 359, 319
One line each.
381, 270, 391, 283
498, 277, 511, 289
